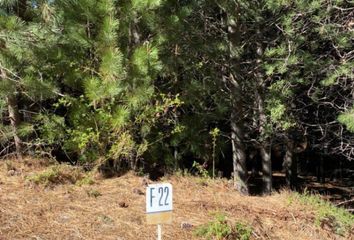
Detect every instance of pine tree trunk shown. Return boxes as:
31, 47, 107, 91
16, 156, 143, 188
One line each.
9, 0, 26, 160
7, 94, 22, 159
230, 81, 249, 195
284, 139, 297, 189
253, 32, 273, 194
260, 144, 272, 194
1, 67, 22, 159
256, 87, 272, 195
226, 4, 249, 195
318, 154, 325, 183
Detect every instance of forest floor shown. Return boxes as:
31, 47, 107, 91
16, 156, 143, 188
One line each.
0, 158, 353, 240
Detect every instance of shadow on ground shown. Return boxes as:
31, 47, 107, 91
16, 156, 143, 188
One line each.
248, 172, 354, 210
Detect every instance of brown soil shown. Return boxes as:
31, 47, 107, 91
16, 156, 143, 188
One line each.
0, 158, 351, 240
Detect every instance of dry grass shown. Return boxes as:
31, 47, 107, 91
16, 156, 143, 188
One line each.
0, 158, 351, 240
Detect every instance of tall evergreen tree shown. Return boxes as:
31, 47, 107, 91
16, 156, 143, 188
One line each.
0, 0, 60, 158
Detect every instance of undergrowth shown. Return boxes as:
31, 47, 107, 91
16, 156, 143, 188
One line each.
195, 213, 252, 240
76, 175, 95, 186
5, 160, 16, 171
86, 189, 102, 198
288, 192, 354, 236
26, 164, 91, 186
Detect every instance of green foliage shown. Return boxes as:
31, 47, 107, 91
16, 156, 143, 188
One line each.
322, 62, 354, 86
195, 214, 232, 240
0, 124, 12, 143
131, 45, 162, 78
234, 222, 252, 240
210, 128, 220, 178
1, 0, 353, 187
132, 0, 163, 10
289, 192, 354, 236
26, 165, 86, 186
86, 189, 102, 198
338, 109, 354, 132
76, 175, 95, 186
17, 123, 34, 138
35, 114, 66, 145
192, 161, 209, 179
109, 131, 135, 160
195, 214, 252, 240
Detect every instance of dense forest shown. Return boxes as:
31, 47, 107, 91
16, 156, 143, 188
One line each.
0, 0, 353, 196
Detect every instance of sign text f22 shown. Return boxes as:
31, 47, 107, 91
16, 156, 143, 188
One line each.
146, 183, 173, 214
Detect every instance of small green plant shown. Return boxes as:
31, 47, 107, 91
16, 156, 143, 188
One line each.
195, 214, 252, 240
195, 214, 232, 240
26, 165, 85, 186
100, 215, 114, 224
135, 167, 145, 177
76, 175, 95, 186
288, 192, 354, 236
209, 127, 220, 179
192, 161, 209, 178
86, 189, 102, 198
234, 222, 252, 240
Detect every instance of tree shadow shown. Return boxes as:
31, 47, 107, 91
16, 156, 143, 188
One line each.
248, 171, 354, 209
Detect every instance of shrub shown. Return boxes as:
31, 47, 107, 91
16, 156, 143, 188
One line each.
289, 192, 354, 236
192, 161, 210, 178
26, 164, 86, 186
76, 175, 95, 186
234, 222, 252, 240
195, 214, 252, 240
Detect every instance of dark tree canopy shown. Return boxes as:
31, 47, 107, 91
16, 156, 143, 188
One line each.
0, 0, 353, 194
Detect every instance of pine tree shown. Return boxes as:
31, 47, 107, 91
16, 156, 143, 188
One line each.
249, 0, 354, 188
0, 0, 59, 158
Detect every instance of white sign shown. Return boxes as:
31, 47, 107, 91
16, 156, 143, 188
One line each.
146, 183, 173, 214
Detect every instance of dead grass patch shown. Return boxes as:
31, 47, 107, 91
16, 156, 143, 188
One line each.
0, 160, 352, 240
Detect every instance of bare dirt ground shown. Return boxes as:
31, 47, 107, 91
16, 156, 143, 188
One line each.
0, 158, 352, 240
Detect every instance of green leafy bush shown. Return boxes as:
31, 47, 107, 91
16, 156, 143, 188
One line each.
192, 161, 209, 178
338, 109, 354, 133
26, 165, 86, 186
195, 214, 252, 240
234, 222, 252, 240
289, 192, 354, 236
76, 175, 95, 186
